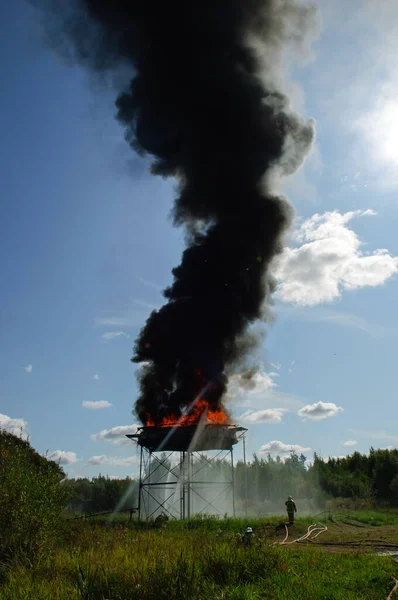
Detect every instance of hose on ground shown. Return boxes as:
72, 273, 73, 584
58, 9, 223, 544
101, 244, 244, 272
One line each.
274, 522, 328, 545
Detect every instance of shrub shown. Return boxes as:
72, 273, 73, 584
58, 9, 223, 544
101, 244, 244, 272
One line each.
0, 431, 71, 564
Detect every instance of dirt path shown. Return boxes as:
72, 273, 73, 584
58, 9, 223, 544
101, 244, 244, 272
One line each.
264, 519, 398, 553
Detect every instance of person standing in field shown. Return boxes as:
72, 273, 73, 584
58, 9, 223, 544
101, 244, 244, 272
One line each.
285, 496, 297, 524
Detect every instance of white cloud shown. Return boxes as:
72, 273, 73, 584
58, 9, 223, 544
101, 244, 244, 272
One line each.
227, 371, 278, 408
47, 450, 79, 465
96, 317, 130, 327
227, 369, 302, 414
278, 304, 396, 338
101, 331, 130, 341
348, 429, 398, 445
88, 455, 139, 467
239, 408, 287, 424
0, 413, 28, 438
298, 401, 343, 421
288, 360, 296, 374
95, 299, 161, 330
270, 362, 281, 371
91, 424, 139, 445
259, 440, 311, 456
82, 401, 112, 410
342, 440, 358, 447
137, 276, 163, 291
273, 210, 398, 305
308, 310, 393, 338
24, 364, 32, 373
228, 370, 277, 395
93, 374, 100, 381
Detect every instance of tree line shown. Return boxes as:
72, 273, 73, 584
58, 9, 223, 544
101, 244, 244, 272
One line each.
66, 447, 398, 514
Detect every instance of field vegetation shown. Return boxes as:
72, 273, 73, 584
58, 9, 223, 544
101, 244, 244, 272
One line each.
1, 431, 398, 599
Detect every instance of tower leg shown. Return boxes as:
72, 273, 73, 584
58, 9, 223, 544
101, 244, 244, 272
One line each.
231, 448, 236, 518
180, 451, 185, 519
138, 445, 143, 521
243, 434, 248, 518
187, 451, 191, 519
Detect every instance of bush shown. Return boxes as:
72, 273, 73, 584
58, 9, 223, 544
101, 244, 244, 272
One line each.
0, 431, 71, 564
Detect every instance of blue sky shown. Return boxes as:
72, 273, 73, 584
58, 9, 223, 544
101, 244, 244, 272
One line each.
2, 0, 398, 478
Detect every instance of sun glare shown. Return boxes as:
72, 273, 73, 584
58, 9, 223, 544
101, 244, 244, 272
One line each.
377, 100, 398, 164
359, 98, 398, 168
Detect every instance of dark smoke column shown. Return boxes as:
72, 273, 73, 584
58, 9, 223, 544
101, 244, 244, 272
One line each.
33, 0, 316, 424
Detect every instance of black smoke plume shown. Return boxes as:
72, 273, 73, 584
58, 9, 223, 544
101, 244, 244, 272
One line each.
31, 0, 316, 424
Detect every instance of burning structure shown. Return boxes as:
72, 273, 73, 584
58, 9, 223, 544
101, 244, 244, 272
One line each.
127, 423, 247, 520
130, 423, 245, 453
34, 0, 317, 516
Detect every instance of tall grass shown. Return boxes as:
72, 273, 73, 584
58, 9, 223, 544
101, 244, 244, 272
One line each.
1, 520, 397, 599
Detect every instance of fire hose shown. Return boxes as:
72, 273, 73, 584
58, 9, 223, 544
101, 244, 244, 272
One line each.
274, 522, 328, 546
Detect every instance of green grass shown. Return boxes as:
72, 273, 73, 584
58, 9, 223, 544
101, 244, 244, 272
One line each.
332, 509, 398, 527
85, 512, 317, 531
74, 507, 398, 529
1, 516, 397, 600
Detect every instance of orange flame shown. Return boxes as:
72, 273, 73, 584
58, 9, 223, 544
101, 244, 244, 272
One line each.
146, 398, 229, 428
144, 367, 229, 428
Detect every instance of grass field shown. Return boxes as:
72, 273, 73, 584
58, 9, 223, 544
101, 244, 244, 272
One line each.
331, 510, 398, 528
1, 513, 398, 600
